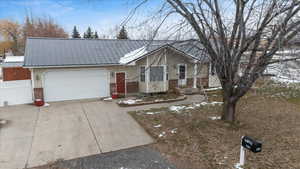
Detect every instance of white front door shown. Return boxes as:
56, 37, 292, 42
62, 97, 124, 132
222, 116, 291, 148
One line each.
44, 69, 109, 102
178, 64, 187, 86
208, 63, 221, 87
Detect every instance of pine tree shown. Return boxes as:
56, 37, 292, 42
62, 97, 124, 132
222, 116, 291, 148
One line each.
84, 27, 93, 39
117, 26, 129, 39
94, 31, 99, 39
72, 26, 81, 38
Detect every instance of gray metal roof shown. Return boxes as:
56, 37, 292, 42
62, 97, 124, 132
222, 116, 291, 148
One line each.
24, 38, 208, 67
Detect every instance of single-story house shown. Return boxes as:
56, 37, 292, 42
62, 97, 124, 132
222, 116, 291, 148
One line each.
2, 56, 31, 81
24, 37, 217, 102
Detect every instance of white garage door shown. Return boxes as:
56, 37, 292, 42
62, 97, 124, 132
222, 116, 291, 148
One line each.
44, 69, 109, 102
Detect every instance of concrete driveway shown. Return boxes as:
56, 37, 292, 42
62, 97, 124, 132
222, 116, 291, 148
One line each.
0, 100, 153, 169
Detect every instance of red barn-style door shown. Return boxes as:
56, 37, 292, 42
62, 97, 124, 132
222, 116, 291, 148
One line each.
116, 72, 126, 94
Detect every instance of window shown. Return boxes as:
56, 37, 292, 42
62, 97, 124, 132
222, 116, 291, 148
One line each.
150, 66, 164, 82
140, 66, 145, 82
211, 62, 216, 75
179, 65, 186, 79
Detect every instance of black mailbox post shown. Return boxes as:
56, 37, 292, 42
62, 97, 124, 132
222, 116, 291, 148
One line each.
242, 136, 262, 153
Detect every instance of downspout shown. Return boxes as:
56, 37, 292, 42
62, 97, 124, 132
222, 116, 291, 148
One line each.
30, 68, 35, 101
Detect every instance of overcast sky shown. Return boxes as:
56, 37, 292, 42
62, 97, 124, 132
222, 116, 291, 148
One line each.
0, 0, 165, 38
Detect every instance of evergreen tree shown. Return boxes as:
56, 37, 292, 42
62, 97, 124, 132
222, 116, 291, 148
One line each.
84, 27, 93, 39
72, 26, 81, 38
94, 31, 99, 39
117, 26, 129, 39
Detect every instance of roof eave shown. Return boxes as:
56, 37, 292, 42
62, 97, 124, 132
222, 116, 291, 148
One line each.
125, 44, 208, 65
23, 63, 121, 68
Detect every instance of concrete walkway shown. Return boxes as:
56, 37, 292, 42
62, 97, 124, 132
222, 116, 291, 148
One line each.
0, 95, 204, 169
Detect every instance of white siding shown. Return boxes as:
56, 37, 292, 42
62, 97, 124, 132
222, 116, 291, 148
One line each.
0, 80, 33, 107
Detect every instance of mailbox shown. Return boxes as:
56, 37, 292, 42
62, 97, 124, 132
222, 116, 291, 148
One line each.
242, 136, 262, 153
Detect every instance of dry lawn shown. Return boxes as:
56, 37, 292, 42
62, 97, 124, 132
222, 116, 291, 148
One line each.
129, 84, 300, 169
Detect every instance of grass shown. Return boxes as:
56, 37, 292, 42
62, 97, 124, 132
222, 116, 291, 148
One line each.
129, 81, 300, 169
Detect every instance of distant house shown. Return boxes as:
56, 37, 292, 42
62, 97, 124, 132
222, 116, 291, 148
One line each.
2, 56, 31, 81
24, 38, 219, 102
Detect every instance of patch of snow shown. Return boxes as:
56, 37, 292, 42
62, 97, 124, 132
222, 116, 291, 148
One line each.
211, 101, 224, 105
185, 106, 195, 110
234, 163, 244, 169
145, 111, 160, 115
119, 46, 148, 64
169, 105, 186, 112
119, 99, 142, 105
275, 49, 300, 54
194, 103, 201, 107
203, 87, 222, 91
153, 124, 162, 128
119, 167, 130, 169
43, 103, 50, 107
170, 128, 177, 134
201, 101, 223, 106
103, 97, 112, 101
154, 99, 164, 102
209, 116, 221, 120
0, 119, 7, 124
265, 56, 300, 84
4, 56, 24, 62
158, 131, 166, 138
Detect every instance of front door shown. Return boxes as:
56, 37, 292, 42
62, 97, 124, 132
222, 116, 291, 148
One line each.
178, 64, 187, 86
116, 72, 126, 94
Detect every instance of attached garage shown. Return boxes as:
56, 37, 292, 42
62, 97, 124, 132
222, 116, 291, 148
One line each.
43, 69, 109, 102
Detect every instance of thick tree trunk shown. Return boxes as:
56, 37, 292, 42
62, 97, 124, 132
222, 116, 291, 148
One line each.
221, 96, 237, 122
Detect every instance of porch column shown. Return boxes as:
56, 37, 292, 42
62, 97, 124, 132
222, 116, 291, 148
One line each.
193, 63, 198, 88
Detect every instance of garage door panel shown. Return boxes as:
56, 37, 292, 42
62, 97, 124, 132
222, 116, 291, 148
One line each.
44, 69, 109, 102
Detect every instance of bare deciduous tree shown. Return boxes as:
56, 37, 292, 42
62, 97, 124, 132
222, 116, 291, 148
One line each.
0, 20, 22, 55
131, 0, 300, 122
167, 0, 300, 122
23, 15, 68, 39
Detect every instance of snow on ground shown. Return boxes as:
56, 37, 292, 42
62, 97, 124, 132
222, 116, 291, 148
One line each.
153, 124, 162, 128
169, 105, 186, 112
264, 49, 300, 84
266, 61, 300, 84
200, 101, 223, 106
209, 116, 221, 120
103, 97, 112, 101
203, 87, 222, 91
118, 99, 143, 105
169, 102, 223, 113
170, 128, 177, 134
145, 111, 161, 115
119, 46, 148, 64
0, 119, 7, 125
234, 163, 244, 169
158, 131, 166, 138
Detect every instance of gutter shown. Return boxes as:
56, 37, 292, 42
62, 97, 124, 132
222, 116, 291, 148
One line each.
23, 63, 121, 69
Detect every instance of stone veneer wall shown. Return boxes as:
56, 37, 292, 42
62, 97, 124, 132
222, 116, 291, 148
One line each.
110, 81, 139, 95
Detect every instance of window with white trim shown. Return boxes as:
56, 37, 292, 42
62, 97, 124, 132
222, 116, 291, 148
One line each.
150, 66, 164, 82
179, 65, 186, 79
